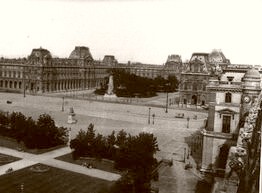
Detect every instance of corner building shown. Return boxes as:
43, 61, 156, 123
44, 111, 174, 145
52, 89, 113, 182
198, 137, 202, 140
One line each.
201, 67, 261, 177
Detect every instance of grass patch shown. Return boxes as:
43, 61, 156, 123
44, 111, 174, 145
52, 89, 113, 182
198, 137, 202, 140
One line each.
0, 153, 21, 166
0, 136, 66, 154
0, 163, 114, 193
56, 153, 121, 174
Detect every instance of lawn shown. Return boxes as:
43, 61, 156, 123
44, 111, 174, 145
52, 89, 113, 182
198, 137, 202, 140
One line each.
0, 163, 114, 193
0, 153, 21, 166
56, 153, 121, 174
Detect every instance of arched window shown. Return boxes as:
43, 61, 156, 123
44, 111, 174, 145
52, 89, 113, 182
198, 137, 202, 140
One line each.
225, 92, 232, 103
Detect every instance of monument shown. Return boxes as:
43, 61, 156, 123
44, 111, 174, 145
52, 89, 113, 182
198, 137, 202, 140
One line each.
104, 75, 116, 97
67, 107, 77, 124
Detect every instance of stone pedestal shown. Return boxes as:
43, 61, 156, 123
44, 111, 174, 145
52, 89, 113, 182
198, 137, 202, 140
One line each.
67, 107, 77, 124
104, 93, 117, 98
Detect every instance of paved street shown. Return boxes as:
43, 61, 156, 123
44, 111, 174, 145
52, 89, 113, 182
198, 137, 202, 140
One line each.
0, 92, 208, 192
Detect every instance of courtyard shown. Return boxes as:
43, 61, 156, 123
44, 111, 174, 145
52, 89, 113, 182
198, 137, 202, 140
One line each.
0, 92, 208, 193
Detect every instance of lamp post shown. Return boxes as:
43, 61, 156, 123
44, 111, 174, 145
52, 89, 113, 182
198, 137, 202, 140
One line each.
187, 116, 190, 128
23, 67, 26, 98
148, 107, 151, 124
165, 83, 170, 113
23, 85, 26, 97
184, 147, 187, 163
62, 97, 64, 112
152, 113, 155, 125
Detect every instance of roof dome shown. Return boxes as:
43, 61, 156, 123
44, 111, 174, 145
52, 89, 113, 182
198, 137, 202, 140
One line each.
244, 68, 261, 79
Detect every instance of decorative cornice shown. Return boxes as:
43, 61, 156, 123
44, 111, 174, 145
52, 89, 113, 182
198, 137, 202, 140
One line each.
201, 129, 234, 139
207, 87, 242, 93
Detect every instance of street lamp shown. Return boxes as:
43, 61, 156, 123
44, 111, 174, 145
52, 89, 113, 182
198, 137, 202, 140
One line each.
62, 97, 64, 112
187, 117, 190, 128
165, 83, 170, 113
148, 107, 151, 124
152, 113, 155, 125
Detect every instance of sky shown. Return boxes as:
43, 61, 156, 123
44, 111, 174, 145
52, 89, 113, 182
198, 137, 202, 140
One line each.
0, 0, 261, 65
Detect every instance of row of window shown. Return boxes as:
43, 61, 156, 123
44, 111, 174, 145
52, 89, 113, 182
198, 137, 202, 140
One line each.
1, 71, 23, 78
182, 83, 206, 91
1, 66, 23, 70
0, 80, 22, 89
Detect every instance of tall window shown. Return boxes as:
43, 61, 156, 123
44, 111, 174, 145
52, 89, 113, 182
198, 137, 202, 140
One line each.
225, 92, 232, 103
222, 115, 231, 133
184, 83, 187, 90
193, 83, 197, 91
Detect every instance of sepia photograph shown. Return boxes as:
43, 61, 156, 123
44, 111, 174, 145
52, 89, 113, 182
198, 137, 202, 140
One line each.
0, 0, 261, 192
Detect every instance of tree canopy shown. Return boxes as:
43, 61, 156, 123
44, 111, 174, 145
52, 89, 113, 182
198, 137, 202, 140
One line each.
0, 111, 68, 149
70, 125, 159, 193
95, 68, 179, 97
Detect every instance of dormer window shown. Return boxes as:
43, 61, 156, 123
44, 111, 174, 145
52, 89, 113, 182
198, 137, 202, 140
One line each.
225, 92, 232, 103
227, 76, 234, 84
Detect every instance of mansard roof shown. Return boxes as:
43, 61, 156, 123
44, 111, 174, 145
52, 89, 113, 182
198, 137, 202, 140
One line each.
69, 46, 93, 60
208, 49, 230, 64
29, 47, 52, 59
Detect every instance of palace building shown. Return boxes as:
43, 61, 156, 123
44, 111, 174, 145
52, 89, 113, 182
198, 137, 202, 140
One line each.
0, 46, 183, 95
179, 49, 231, 106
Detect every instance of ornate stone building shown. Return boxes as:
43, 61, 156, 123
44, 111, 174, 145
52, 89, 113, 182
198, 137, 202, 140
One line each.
200, 67, 261, 193
179, 50, 231, 106
0, 47, 183, 94
0, 47, 103, 94
163, 54, 183, 79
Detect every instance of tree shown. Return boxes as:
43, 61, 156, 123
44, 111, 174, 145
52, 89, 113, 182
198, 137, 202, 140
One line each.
167, 75, 179, 91
106, 130, 117, 159
23, 117, 37, 148
70, 138, 82, 159
0, 112, 9, 136
35, 114, 57, 148
93, 133, 107, 158
86, 123, 95, 144
116, 129, 127, 147
9, 112, 27, 142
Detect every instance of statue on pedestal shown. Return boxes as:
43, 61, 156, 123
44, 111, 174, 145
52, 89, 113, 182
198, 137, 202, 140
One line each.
68, 107, 77, 124
104, 74, 116, 97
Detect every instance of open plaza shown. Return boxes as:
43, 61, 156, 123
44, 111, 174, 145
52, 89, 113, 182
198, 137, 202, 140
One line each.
0, 91, 207, 193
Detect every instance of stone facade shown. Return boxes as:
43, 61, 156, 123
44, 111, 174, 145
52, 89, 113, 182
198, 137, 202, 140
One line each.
179, 50, 230, 106
200, 67, 261, 193
0, 47, 182, 94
